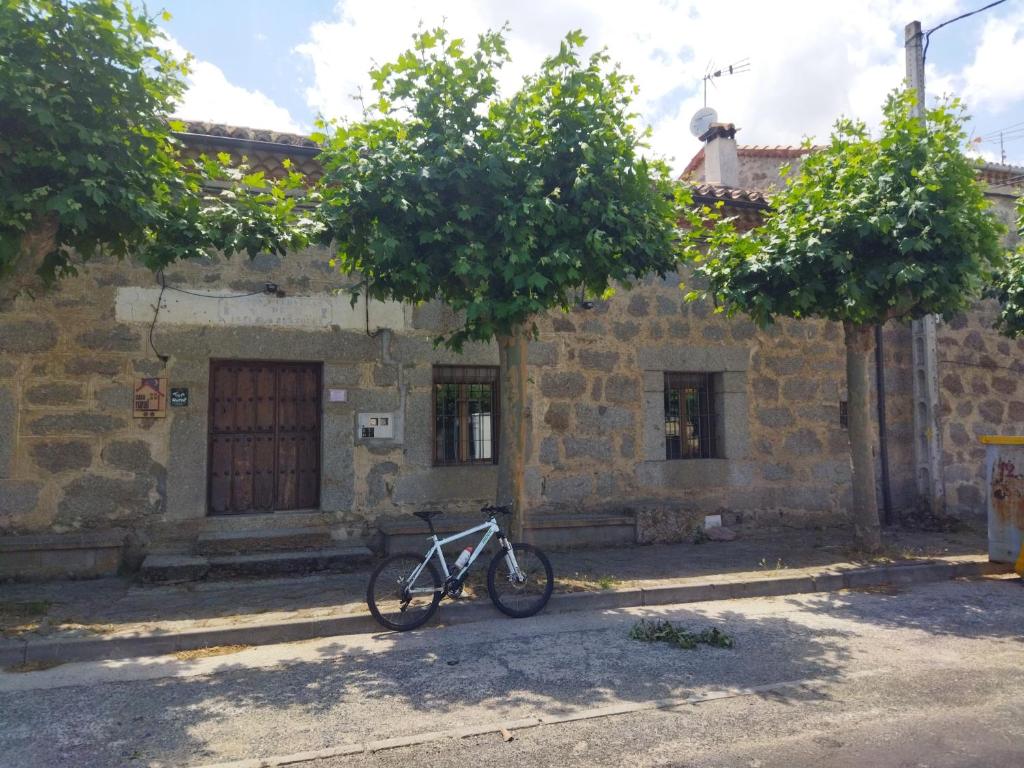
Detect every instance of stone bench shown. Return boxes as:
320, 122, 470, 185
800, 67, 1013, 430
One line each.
0, 529, 127, 580
371, 511, 637, 556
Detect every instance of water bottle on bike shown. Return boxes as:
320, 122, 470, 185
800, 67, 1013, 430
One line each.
366, 504, 554, 631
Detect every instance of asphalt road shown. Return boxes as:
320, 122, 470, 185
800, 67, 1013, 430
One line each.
1, 577, 1021, 768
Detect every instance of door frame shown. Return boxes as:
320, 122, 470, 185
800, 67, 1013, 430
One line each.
206, 358, 324, 516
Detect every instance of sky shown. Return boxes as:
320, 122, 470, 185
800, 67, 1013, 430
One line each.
156, 0, 1024, 173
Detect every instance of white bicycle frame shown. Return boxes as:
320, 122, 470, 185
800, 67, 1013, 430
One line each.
404, 516, 523, 596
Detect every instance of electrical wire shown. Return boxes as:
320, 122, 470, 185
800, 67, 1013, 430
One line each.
923, 0, 1011, 63
162, 284, 267, 299
148, 271, 169, 365
974, 120, 1024, 142
147, 271, 279, 363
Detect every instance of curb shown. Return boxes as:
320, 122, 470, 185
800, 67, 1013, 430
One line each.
1, 558, 1012, 668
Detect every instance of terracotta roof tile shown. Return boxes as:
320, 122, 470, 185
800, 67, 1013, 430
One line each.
174, 120, 318, 149
978, 161, 1024, 188
690, 183, 770, 208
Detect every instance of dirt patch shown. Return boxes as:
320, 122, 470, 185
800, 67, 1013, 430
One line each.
846, 584, 902, 596
56, 621, 117, 635
4, 659, 65, 674
0, 600, 52, 637
173, 644, 251, 661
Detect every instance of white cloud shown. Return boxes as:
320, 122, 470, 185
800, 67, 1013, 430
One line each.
159, 34, 302, 133
295, 0, 974, 171
959, 6, 1024, 113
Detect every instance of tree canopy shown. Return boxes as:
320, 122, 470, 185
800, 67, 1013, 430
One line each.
689, 89, 1005, 549
315, 26, 708, 533
0, 0, 316, 304
992, 198, 1024, 339
316, 27, 700, 350
693, 90, 1005, 328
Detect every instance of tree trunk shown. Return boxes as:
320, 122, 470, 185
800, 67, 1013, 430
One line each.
844, 320, 882, 551
1, 214, 59, 310
496, 324, 529, 541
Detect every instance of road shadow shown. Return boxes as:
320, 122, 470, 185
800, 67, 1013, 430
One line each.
0, 607, 855, 767
784, 576, 1023, 644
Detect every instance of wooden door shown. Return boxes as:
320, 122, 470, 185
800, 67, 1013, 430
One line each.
208, 361, 321, 514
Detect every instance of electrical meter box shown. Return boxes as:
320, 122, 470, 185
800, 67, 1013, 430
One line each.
358, 412, 394, 439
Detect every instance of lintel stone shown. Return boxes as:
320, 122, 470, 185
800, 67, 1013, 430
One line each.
638, 346, 749, 372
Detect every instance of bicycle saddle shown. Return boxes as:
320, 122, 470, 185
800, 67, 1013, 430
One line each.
413, 510, 443, 522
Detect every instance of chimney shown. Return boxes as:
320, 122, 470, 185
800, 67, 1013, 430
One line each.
699, 122, 739, 187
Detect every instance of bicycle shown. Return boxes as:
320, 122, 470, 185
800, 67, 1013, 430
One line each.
366, 504, 554, 631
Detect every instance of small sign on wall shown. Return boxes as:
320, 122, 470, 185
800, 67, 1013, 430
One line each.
170, 387, 189, 407
134, 377, 167, 418
358, 412, 394, 439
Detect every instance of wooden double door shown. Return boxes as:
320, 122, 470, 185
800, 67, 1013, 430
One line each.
208, 361, 321, 515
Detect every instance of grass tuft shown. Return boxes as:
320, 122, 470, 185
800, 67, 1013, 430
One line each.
629, 619, 734, 650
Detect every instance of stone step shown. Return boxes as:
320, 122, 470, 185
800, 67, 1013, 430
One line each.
139, 554, 211, 584
206, 547, 374, 579
140, 546, 375, 584
199, 511, 337, 534
195, 528, 334, 556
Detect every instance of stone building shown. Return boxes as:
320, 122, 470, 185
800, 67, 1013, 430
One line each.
1, 122, 1022, 580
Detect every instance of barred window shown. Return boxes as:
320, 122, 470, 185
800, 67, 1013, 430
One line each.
433, 366, 499, 466
664, 372, 717, 460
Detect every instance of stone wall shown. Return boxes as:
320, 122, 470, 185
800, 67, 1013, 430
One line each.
2, 208, 1022, 567
0, 243, 864, 553
524, 274, 854, 537
936, 301, 1024, 516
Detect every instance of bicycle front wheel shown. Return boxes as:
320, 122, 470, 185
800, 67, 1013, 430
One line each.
487, 543, 554, 618
367, 553, 442, 631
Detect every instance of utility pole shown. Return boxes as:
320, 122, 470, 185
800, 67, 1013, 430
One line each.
905, 20, 946, 517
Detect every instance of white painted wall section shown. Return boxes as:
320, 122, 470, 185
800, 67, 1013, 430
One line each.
115, 287, 407, 331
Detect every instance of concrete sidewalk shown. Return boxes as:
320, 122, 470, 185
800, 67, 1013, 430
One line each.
0, 525, 1011, 667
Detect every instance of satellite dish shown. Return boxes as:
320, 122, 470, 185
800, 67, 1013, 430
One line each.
689, 107, 718, 138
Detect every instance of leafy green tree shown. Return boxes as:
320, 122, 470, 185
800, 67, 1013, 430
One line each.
993, 199, 1024, 338
693, 90, 1004, 550
0, 0, 315, 307
317, 28, 703, 534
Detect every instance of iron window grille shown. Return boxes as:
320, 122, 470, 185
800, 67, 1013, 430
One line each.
433, 365, 499, 466
664, 372, 718, 460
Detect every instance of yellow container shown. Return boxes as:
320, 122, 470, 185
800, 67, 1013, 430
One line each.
980, 436, 1024, 564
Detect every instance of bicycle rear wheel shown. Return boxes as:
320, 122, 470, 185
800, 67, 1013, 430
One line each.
367, 553, 442, 631
487, 543, 554, 618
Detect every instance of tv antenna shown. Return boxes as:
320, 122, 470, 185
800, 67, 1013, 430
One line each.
702, 58, 751, 107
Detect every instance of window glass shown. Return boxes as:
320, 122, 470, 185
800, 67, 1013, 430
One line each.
433, 366, 499, 465
664, 372, 717, 460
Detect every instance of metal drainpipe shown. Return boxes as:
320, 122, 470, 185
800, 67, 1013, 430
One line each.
875, 324, 894, 525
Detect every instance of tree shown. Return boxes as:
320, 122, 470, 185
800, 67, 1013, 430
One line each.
316, 28, 703, 535
0, 0, 316, 307
993, 198, 1024, 339
693, 90, 1004, 550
